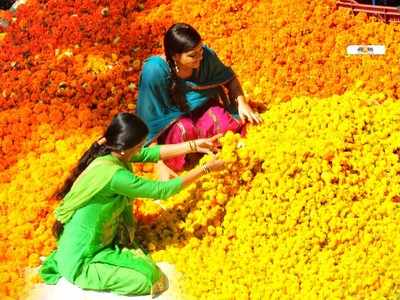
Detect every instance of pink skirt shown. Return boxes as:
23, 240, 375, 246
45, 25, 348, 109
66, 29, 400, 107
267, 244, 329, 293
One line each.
159, 104, 243, 171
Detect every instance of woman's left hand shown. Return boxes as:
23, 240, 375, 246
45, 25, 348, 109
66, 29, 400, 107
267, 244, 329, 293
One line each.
194, 134, 222, 155
238, 98, 262, 124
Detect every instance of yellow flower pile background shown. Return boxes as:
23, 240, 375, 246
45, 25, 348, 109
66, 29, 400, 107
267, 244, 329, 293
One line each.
1, 0, 400, 299
138, 91, 400, 299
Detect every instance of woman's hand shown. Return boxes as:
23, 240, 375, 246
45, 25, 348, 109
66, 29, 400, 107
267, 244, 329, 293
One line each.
193, 134, 222, 155
238, 98, 262, 124
205, 157, 225, 172
180, 156, 225, 188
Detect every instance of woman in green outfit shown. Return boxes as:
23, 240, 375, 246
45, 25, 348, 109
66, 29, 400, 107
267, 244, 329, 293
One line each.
39, 112, 224, 297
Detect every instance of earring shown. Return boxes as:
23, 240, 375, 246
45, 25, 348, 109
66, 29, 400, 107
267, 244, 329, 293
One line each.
120, 151, 125, 156
174, 61, 180, 73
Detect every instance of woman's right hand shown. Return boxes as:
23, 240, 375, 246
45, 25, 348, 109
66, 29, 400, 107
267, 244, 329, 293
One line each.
194, 134, 222, 155
205, 157, 225, 172
180, 156, 225, 188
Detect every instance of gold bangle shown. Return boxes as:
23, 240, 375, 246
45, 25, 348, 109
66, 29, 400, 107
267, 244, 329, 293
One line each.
189, 140, 197, 153
189, 141, 194, 152
187, 141, 192, 153
201, 165, 207, 175
201, 164, 211, 174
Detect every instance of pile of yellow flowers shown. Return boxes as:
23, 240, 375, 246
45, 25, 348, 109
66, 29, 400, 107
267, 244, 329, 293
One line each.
0, 126, 101, 299
2, 0, 400, 299
136, 90, 400, 299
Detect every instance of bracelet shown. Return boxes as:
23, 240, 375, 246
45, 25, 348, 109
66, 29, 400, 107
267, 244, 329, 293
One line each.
186, 141, 192, 153
201, 164, 211, 174
188, 140, 198, 153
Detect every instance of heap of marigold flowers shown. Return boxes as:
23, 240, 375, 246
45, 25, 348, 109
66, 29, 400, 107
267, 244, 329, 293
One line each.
0, 0, 172, 173
1, 0, 400, 299
137, 90, 400, 299
166, 0, 400, 104
0, 0, 172, 298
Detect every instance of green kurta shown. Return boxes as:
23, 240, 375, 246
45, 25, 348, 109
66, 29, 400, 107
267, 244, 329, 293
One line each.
39, 146, 182, 296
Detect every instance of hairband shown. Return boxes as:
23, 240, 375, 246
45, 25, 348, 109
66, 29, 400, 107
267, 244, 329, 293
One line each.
97, 137, 107, 145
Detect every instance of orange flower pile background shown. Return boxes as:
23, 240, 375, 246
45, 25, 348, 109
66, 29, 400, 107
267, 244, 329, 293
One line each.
1, 0, 400, 299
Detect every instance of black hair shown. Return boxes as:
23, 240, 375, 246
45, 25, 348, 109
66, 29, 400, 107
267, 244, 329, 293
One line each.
52, 112, 148, 239
164, 23, 202, 112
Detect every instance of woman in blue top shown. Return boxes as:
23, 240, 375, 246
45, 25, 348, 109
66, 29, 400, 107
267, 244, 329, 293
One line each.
136, 23, 261, 179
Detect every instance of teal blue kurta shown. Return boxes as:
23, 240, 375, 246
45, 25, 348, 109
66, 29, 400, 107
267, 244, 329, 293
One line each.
136, 45, 237, 144
39, 146, 182, 296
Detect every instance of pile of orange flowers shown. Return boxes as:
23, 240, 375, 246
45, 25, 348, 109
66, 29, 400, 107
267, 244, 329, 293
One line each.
1, 0, 400, 299
0, 0, 171, 173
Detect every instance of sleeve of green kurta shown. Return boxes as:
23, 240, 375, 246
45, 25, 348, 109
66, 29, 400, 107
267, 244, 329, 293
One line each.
110, 169, 182, 200
130, 145, 161, 163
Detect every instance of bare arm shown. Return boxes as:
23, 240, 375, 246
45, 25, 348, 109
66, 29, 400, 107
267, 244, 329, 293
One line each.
180, 158, 224, 188
158, 134, 221, 160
